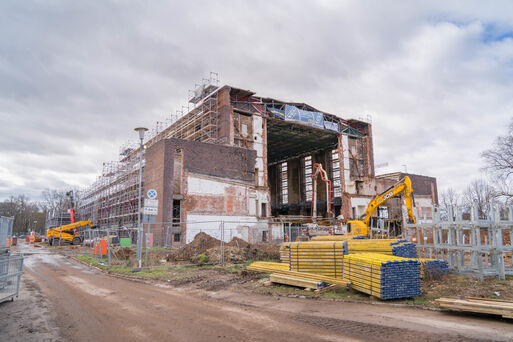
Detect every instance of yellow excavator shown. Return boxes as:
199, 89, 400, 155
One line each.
47, 220, 93, 245
347, 176, 417, 237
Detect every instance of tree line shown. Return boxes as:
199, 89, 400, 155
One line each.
0, 189, 79, 235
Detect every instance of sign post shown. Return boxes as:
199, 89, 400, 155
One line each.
142, 189, 158, 266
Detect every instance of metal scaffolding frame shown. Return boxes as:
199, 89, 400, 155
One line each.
79, 73, 222, 229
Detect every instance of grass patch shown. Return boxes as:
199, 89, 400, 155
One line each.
75, 255, 222, 280
75, 255, 109, 270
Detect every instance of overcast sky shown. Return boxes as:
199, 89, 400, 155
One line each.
1, 1, 512, 201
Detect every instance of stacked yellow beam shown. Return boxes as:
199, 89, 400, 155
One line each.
342, 253, 421, 300
311, 235, 354, 241
280, 241, 348, 278
247, 261, 351, 287
346, 239, 417, 258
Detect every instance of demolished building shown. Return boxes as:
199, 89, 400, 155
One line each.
78, 75, 438, 245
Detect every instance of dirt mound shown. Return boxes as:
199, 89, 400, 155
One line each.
166, 232, 280, 264
115, 247, 134, 259
205, 246, 247, 264
226, 237, 249, 249
167, 232, 220, 262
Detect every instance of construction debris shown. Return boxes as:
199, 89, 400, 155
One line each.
436, 297, 513, 319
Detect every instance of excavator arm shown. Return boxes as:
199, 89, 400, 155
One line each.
347, 176, 416, 237
362, 176, 416, 226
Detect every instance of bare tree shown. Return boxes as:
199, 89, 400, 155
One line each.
461, 179, 496, 218
482, 118, 513, 201
440, 187, 459, 208
40, 188, 68, 216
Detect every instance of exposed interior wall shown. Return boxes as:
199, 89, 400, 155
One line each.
185, 215, 269, 244
144, 137, 259, 245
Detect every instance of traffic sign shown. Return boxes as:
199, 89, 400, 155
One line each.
144, 199, 158, 208
143, 207, 158, 215
147, 189, 158, 199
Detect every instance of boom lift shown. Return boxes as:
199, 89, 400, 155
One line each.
47, 220, 93, 245
66, 190, 76, 224
347, 176, 416, 237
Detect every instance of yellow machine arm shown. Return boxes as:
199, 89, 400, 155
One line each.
362, 176, 417, 226
51, 220, 93, 233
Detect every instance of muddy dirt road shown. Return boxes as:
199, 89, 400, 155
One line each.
2, 245, 513, 342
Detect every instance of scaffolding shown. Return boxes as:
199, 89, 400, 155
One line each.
78, 73, 222, 229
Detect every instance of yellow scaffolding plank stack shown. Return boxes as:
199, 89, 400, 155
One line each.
311, 235, 354, 241
280, 241, 348, 278
247, 261, 351, 287
342, 253, 421, 300
346, 239, 417, 258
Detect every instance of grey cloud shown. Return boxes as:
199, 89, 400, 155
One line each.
1, 0, 513, 200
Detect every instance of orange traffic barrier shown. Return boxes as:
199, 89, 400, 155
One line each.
93, 239, 108, 255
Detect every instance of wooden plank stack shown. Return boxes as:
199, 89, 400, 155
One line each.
342, 253, 421, 300
436, 297, 513, 319
247, 261, 351, 288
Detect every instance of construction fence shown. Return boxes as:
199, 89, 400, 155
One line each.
77, 219, 301, 267
0, 216, 23, 304
405, 202, 513, 279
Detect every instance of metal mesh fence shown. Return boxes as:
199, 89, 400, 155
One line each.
0, 253, 23, 303
75, 220, 305, 267
0, 216, 14, 251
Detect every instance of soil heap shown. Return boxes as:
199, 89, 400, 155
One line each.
166, 232, 280, 263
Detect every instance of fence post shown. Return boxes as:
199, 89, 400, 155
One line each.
107, 229, 111, 267
145, 224, 150, 266
220, 221, 225, 265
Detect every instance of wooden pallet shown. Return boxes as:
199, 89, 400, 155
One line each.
436, 297, 513, 319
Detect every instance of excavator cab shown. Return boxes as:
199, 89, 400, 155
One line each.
347, 220, 369, 237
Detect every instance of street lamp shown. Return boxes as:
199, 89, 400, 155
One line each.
134, 127, 148, 268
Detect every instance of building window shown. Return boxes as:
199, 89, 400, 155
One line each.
304, 156, 313, 201
261, 203, 267, 217
172, 200, 181, 223
173, 233, 181, 242
280, 162, 288, 204
331, 149, 342, 198
262, 231, 267, 242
